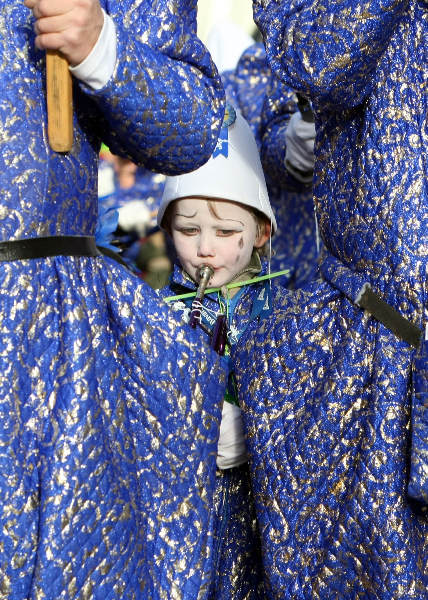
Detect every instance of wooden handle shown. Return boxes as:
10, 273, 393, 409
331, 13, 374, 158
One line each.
46, 50, 73, 152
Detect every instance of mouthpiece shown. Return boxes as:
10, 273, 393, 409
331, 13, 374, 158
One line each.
189, 265, 214, 328
195, 265, 214, 301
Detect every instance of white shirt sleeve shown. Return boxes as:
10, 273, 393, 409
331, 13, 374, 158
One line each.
216, 401, 248, 470
69, 9, 117, 91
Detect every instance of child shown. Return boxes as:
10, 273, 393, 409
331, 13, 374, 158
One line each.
157, 106, 283, 599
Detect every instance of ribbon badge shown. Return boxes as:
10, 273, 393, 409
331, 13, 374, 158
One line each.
213, 104, 236, 159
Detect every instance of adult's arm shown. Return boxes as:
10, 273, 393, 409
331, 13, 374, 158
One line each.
259, 71, 302, 189
253, 0, 409, 109
28, 0, 225, 174
221, 43, 301, 189
92, 0, 225, 174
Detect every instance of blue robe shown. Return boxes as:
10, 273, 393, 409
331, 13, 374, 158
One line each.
233, 1, 428, 598
0, 2, 227, 598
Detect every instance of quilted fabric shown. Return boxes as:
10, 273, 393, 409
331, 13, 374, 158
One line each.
209, 465, 265, 600
0, 2, 227, 598
222, 44, 320, 286
232, 0, 428, 598
408, 334, 428, 504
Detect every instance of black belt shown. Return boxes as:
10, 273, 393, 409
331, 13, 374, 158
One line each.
320, 254, 423, 349
0, 236, 101, 261
98, 245, 131, 270
356, 284, 422, 349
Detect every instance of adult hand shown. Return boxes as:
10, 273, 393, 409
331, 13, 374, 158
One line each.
24, 0, 104, 66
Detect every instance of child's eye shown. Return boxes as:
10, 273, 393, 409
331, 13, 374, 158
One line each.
178, 227, 198, 235
217, 229, 237, 237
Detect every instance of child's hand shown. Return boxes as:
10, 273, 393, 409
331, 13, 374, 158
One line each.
24, 0, 104, 66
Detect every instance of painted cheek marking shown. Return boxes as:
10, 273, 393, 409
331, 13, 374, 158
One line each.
238, 237, 244, 249
235, 254, 241, 264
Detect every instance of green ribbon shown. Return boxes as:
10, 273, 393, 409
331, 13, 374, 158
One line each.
163, 269, 290, 303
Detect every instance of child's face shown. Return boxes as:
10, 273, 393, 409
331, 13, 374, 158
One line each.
170, 198, 268, 288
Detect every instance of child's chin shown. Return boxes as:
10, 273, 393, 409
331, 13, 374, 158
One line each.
210, 274, 230, 289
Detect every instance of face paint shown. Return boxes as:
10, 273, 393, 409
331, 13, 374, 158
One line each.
170, 197, 260, 288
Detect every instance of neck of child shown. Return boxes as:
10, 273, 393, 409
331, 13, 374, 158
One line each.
221, 250, 263, 299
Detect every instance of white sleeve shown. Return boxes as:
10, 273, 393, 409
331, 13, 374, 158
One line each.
69, 10, 117, 91
216, 402, 248, 470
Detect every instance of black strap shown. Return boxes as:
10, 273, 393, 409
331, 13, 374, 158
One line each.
356, 285, 422, 349
0, 236, 101, 261
97, 245, 131, 270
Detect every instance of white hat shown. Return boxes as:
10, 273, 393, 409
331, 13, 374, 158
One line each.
157, 106, 277, 232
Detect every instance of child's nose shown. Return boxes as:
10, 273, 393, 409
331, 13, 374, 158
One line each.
197, 233, 215, 257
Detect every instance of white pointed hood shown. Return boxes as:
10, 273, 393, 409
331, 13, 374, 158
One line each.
157, 106, 276, 232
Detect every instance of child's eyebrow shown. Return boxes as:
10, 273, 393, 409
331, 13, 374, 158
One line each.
175, 212, 197, 218
219, 218, 245, 227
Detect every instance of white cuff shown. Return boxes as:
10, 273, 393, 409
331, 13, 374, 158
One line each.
69, 10, 117, 91
285, 110, 316, 172
216, 402, 248, 470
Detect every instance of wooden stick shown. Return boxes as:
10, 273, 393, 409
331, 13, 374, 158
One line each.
46, 50, 73, 152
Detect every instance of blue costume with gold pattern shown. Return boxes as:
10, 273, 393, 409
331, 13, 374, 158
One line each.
233, 1, 428, 598
0, 1, 227, 598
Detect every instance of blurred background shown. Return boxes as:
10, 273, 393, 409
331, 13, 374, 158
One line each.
197, 0, 255, 43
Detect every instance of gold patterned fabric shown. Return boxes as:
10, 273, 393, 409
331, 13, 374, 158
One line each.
232, 0, 428, 597
208, 465, 265, 600
0, 1, 227, 598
